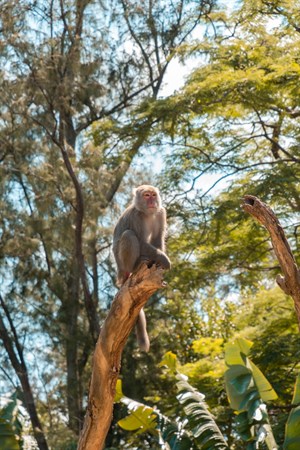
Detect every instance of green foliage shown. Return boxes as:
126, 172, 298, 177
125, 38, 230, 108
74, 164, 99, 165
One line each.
117, 342, 300, 449
0, 391, 24, 450
225, 338, 278, 449
192, 337, 224, 357
283, 373, 300, 450
2, 0, 300, 448
115, 380, 158, 434
175, 373, 228, 449
158, 351, 178, 374
284, 406, 300, 450
117, 355, 228, 450
0, 420, 20, 450
291, 373, 300, 406
118, 405, 157, 434
225, 338, 278, 404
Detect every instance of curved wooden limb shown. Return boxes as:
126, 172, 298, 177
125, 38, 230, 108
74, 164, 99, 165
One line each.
242, 195, 300, 329
77, 263, 165, 450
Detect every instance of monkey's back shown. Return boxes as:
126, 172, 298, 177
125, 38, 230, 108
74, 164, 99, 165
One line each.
113, 205, 143, 244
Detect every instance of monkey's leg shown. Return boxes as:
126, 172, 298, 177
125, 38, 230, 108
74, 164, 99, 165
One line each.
135, 308, 150, 352
117, 230, 140, 284
139, 241, 171, 270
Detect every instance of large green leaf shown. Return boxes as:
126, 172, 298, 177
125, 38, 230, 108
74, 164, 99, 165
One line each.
224, 338, 278, 449
234, 412, 253, 441
116, 377, 194, 448
118, 404, 157, 434
160, 422, 194, 450
248, 360, 278, 402
225, 339, 277, 410
283, 406, 300, 450
116, 379, 157, 434
291, 373, 300, 406
0, 392, 23, 438
225, 342, 246, 366
0, 391, 24, 449
225, 338, 253, 365
224, 365, 254, 410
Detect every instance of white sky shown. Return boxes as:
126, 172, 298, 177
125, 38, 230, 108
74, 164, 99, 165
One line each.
160, 57, 192, 97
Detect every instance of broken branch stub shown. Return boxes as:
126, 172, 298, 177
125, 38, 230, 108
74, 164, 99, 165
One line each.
242, 195, 300, 329
77, 262, 165, 450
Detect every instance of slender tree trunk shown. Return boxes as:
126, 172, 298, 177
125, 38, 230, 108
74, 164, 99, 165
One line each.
19, 373, 49, 450
58, 108, 100, 431
0, 296, 49, 450
65, 267, 81, 434
59, 115, 100, 340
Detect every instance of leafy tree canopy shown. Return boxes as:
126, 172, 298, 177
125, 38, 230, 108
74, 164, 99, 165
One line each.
0, 0, 300, 448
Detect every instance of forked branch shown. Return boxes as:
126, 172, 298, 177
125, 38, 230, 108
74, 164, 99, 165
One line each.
77, 263, 165, 450
242, 195, 300, 328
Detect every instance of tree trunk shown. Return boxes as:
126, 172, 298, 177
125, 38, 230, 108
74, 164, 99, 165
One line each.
77, 263, 166, 450
242, 195, 300, 328
0, 297, 49, 450
65, 266, 81, 434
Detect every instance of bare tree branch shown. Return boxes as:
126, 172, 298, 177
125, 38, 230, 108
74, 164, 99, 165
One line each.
242, 195, 300, 329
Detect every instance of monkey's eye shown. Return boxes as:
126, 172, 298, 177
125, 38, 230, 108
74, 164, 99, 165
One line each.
143, 192, 156, 199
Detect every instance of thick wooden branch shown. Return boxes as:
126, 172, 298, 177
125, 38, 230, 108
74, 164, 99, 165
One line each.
242, 195, 300, 328
77, 263, 165, 450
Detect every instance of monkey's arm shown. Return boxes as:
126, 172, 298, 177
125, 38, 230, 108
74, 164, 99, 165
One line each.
151, 235, 165, 251
150, 208, 167, 250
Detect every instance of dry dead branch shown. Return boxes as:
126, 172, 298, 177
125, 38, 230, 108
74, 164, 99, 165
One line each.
242, 195, 300, 329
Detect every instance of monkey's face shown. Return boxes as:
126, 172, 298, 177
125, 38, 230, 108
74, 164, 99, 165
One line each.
143, 191, 158, 209
134, 185, 161, 213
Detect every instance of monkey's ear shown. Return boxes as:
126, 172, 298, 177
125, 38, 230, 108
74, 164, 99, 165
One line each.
133, 186, 142, 197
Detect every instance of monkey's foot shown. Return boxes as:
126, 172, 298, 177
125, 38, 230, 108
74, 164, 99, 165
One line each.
139, 258, 154, 268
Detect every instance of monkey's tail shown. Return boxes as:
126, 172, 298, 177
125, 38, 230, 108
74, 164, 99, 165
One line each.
135, 309, 150, 352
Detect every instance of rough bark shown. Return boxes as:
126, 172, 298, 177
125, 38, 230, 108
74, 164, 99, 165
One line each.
242, 195, 300, 329
77, 263, 165, 450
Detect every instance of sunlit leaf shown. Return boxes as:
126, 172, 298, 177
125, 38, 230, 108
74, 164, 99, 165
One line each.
114, 379, 123, 403
248, 360, 278, 402
224, 342, 246, 366
118, 405, 157, 434
158, 351, 178, 373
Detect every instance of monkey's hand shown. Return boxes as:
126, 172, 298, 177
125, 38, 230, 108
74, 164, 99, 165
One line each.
155, 250, 171, 270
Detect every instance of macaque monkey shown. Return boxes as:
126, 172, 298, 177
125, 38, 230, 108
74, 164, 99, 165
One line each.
113, 185, 171, 352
